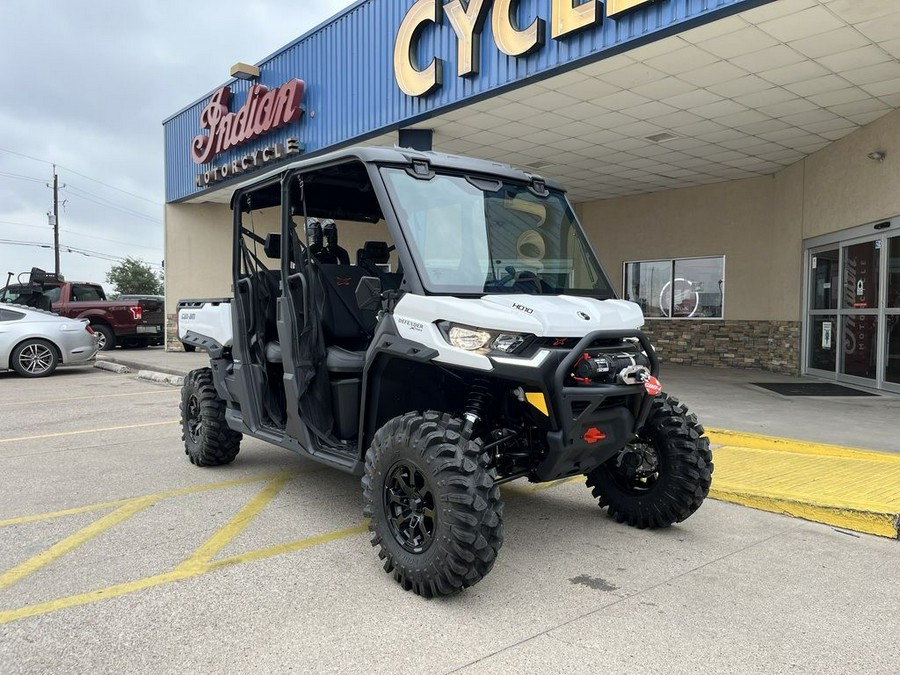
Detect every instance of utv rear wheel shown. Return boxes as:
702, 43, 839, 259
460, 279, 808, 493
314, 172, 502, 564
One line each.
585, 394, 712, 529
362, 412, 503, 598
180, 368, 241, 466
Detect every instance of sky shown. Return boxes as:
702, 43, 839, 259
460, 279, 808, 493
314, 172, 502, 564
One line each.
0, 0, 354, 292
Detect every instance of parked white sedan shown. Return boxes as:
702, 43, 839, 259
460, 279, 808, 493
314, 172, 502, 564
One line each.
0, 302, 99, 377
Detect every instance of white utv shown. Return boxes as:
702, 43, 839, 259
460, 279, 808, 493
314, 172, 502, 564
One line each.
178, 147, 712, 597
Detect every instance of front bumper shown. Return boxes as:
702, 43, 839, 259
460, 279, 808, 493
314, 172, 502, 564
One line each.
539, 329, 658, 480
491, 329, 659, 482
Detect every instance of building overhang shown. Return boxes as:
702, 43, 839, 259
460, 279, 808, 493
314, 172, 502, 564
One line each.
173, 0, 900, 207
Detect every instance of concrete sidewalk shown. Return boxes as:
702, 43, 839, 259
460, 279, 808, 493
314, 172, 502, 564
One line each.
96, 347, 900, 539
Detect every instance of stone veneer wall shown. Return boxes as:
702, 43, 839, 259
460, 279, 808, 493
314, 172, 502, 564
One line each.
641, 320, 801, 375
168, 312, 801, 374
165, 313, 183, 351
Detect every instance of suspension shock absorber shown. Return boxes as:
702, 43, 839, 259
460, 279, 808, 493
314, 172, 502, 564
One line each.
462, 378, 491, 439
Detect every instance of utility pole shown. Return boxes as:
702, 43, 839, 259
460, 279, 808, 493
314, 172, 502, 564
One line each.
48, 165, 62, 277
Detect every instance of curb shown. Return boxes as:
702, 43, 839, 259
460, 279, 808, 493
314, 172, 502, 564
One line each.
707, 428, 900, 540
94, 361, 130, 375
136, 370, 184, 387
95, 356, 189, 378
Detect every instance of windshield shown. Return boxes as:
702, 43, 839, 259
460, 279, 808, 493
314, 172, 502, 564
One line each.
381, 169, 615, 297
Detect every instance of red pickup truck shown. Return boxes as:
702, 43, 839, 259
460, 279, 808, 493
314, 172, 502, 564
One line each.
0, 271, 164, 350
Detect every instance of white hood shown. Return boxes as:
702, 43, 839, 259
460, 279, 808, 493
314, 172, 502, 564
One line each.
393, 294, 645, 371
395, 294, 643, 338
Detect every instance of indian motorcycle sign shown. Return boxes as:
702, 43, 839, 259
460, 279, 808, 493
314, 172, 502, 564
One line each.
192, 78, 305, 188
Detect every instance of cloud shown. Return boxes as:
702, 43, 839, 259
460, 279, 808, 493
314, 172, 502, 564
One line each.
0, 0, 354, 287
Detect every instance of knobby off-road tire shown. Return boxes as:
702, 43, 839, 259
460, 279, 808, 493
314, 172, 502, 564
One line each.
585, 393, 712, 529
362, 412, 503, 598
180, 368, 241, 467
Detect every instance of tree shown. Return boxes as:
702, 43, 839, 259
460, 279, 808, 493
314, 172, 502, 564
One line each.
106, 257, 164, 296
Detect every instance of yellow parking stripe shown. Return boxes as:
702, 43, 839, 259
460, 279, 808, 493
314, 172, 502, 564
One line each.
0, 474, 279, 528
0, 389, 178, 407
0, 421, 179, 445
0, 569, 195, 625
0, 497, 158, 591
0, 525, 367, 626
208, 524, 369, 570
176, 470, 297, 572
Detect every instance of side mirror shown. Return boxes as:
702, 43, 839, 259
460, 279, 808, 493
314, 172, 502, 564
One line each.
264, 233, 281, 259
355, 276, 383, 311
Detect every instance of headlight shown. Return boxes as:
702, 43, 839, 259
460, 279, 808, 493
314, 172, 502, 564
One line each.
449, 326, 492, 351
439, 322, 531, 355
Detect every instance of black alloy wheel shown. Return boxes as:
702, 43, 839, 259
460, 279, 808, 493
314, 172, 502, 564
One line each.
363, 411, 504, 598
384, 461, 436, 554
585, 393, 713, 529
185, 393, 202, 444
180, 368, 242, 466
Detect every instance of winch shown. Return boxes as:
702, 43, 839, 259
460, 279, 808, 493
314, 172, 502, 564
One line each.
571, 350, 652, 386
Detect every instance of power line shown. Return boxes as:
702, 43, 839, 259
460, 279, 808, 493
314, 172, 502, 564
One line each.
0, 146, 161, 206
0, 170, 46, 184
0, 147, 50, 166
57, 166, 160, 206
0, 220, 162, 253
63, 184, 162, 223
61, 229, 162, 252
0, 219, 49, 231
0, 239, 162, 268
61, 186, 162, 225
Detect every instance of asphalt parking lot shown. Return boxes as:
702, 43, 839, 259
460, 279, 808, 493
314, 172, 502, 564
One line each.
2, 368, 899, 674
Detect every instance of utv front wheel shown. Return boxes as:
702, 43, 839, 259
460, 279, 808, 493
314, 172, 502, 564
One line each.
362, 412, 503, 597
586, 394, 712, 529
180, 368, 241, 466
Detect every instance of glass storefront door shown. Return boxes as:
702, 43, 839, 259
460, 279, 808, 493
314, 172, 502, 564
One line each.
887, 236, 900, 389
840, 240, 879, 381
806, 226, 900, 392
808, 248, 838, 372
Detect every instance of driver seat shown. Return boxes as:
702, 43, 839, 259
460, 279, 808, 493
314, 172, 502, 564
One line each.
326, 346, 365, 374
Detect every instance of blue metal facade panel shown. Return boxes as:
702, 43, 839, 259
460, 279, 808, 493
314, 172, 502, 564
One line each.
165, 0, 773, 202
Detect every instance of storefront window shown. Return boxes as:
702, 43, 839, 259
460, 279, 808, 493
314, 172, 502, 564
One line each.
623, 261, 669, 318
624, 257, 724, 319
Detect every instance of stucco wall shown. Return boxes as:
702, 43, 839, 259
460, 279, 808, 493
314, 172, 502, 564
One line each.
577, 175, 802, 321
164, 201, 390, 312
577, 107, 900, 324
802, 107, 900, 239
164, 202, 236, 312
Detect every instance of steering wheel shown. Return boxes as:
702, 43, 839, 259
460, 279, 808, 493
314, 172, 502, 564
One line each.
492, 266, 544, 294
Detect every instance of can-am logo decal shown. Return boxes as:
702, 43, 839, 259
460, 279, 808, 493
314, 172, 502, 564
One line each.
394, 0, 657, 97
578, 311, 591, 321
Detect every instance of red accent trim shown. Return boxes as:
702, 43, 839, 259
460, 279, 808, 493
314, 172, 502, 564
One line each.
583, 427, 606, 444
572, 352, 593, 385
